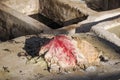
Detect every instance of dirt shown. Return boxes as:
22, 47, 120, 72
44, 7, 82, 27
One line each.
0, 33, 120, 80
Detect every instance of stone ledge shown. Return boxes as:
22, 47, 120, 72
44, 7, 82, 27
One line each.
0, 3, 51, 41
91, 18, 120, 47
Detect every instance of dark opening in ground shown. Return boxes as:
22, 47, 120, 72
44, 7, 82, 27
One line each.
29, 13, 88, 29
29, 14, 62, 29
86, 0, 120, 11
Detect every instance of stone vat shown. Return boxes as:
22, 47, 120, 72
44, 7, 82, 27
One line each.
0, 0, 120, 41
41, 0, 120, 34
39, 0, 120, 26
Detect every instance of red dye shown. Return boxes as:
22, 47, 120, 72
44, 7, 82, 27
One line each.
40, 35, 80, 68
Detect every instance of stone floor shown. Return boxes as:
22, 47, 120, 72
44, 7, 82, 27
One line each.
0, 33, 120, 80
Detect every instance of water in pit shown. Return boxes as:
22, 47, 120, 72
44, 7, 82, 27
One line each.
29, 14, 63, 29
108, 26, 120, 38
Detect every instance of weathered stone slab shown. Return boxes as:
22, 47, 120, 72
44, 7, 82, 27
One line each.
0, 3, 51, 41
39, 0, 91, 26
39, 0, 120, 26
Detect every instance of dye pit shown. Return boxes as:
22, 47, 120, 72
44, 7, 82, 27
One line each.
29, 13, 87, 29
29, 14, 62, 29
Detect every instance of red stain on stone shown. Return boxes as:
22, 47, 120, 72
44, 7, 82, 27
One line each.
40, 35, 82, 68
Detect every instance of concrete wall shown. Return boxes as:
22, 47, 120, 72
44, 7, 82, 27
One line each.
1, 0, 39, 15
39, 0, 88, 26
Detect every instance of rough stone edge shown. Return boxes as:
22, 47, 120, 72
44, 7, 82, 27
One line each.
54, 8, 120, 34
0, 3, 51, 34
91, 18, 120, 47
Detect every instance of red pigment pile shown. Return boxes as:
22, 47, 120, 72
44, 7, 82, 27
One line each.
39, 35, 87, 72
